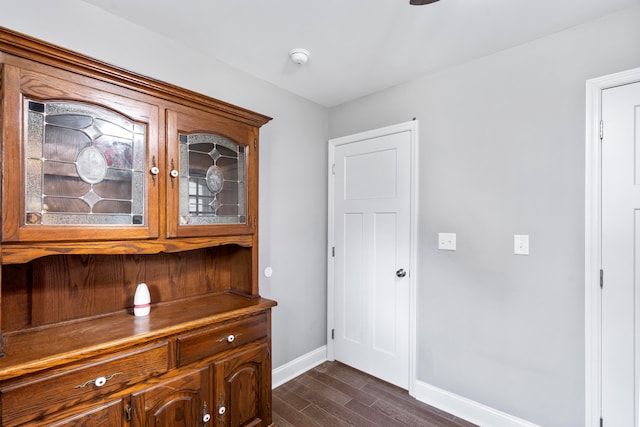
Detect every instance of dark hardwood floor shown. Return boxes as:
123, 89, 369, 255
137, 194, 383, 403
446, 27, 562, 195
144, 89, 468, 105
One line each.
272, 361, 478, 427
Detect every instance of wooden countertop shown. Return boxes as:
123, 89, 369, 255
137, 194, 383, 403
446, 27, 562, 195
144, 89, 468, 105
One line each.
0, 292, 276, 381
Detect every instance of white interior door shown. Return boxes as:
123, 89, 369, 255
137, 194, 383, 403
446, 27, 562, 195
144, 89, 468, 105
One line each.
328, 122, 415, 390
601, 81, 640, 426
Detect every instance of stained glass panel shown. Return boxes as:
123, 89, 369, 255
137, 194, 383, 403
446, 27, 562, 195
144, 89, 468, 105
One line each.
24, 99, 146, 226
179, 132, 246, 225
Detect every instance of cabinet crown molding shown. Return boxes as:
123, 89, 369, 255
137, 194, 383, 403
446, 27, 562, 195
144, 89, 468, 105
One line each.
0, 26, 272, 128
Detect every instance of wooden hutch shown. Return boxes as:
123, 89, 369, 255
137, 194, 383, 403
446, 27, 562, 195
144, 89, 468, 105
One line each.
0, 27, 276, 426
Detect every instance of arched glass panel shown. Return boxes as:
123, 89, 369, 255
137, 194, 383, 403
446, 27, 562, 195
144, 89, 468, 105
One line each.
24, 100, 146, 225
179, 133, 246, 225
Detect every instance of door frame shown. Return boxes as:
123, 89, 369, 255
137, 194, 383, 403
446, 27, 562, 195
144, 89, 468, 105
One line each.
326, 120, 418, 396
585, 66, 640, 427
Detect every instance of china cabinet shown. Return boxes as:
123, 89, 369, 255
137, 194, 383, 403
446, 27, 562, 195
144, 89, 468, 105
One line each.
0, 27, 275, 426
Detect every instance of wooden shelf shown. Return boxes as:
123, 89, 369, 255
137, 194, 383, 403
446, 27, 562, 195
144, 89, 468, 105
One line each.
0, 293, 276, 381
1, 235, 254, 264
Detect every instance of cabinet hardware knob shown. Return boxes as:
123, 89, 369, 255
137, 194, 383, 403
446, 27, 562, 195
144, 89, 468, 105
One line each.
75, 372, 122, 389
202, 401, 211, 424
217, 394, 225, 422
217, 333, 241, 343
396, 268, 407, 278
169, 158, 178, 188
150, 156, 159, 185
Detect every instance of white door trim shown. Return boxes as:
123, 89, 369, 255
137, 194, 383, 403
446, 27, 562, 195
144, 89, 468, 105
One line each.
585, 67, 640, 427
327, 120, 418, 396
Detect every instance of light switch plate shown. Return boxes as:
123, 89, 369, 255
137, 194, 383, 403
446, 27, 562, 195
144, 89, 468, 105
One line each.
514, 234, 529, 255
438, 233, 456, 251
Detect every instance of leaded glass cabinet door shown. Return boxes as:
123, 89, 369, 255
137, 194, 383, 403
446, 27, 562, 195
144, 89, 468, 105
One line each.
166, 109, 257, 238
1, 66, 159, 242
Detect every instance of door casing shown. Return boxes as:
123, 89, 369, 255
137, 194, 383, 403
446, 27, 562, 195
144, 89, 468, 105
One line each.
585, 66, 640, 427
326, 120, 418, 396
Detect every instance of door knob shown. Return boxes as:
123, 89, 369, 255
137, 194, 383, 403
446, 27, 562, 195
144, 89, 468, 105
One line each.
396, 269, 407, 278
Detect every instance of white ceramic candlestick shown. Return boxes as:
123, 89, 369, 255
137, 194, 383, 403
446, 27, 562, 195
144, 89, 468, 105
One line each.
133, 283, 151, 316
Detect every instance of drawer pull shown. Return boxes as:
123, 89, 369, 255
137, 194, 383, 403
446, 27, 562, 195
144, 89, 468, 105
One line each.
218, 406, 226, 415
217, 333, 241, 343
75, 372, 122, 389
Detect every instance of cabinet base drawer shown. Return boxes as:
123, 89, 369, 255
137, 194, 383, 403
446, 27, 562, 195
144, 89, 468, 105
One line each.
28, 398, 123, 427
176, 313, 268, 367
0, 342, 168, 426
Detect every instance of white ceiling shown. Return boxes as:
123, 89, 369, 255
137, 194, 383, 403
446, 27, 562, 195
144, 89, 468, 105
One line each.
82, 0, 639, 107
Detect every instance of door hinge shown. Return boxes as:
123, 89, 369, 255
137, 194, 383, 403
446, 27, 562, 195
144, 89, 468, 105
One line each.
332, 246, 335, 257
600, 120, 604, 140
332, 163, 336, 175
254, 139, 257, 149
125, 404, 132, 421
331, 329, 334, 339
600, 269, 604, 289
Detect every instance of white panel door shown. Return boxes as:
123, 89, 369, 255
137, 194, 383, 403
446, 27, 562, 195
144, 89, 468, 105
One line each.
602, 81, 640, 426
330, 124, 413, 389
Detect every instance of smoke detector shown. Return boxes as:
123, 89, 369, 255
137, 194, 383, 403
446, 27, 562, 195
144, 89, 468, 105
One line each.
289, 48, 310, 65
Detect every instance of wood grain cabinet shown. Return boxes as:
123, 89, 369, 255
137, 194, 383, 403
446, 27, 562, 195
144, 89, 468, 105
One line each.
1, 54, 260, 246
1, 64, 161, 243
0, 27, 275, 426
166, 107, 259, 239
212, 343, 271, 427
130, 367, 210, 427
34, 399, 125, 427
0, 343, 169, 425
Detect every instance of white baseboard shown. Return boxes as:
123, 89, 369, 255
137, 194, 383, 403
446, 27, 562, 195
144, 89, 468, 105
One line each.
414, 380, 540, 427
272, 348, 537, 427
272, 346, 327, 389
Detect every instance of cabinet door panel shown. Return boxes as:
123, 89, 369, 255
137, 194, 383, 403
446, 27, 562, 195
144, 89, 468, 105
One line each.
212, 343, 271, 427
1, 64, 160, 242
131, 366, 210, 427
166, 108, 258, 238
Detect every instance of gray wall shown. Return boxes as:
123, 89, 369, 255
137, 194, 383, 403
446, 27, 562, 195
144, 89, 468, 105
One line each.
0, 0, 329, 369
4, 1, 640, 425
329, 6, 640, 426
